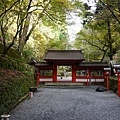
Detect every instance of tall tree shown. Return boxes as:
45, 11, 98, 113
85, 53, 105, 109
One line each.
74, 0, 120, 62
99, 0, 120, 24
0, 0, 73, 56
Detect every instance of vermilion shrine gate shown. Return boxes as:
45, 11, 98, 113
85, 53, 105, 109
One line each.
29, 50, 110, 87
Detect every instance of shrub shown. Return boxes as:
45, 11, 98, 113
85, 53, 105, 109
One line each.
109, 76, 118, 93
0, 56, 35, 115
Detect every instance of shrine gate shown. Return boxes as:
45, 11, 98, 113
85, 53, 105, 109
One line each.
29, 50, 110, 86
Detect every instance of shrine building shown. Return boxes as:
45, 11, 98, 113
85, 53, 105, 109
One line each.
29, 50, 110, 86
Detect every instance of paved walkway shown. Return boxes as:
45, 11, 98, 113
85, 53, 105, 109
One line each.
10, 85, 120, 120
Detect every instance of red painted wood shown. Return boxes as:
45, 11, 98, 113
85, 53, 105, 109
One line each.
72, 64, 76, 82
118, 74, 120, 97
35, 61, 107, 85
39, 76, 53, 78
86, 75, 89, 86
86, 70, 89, 86
36, 73, 40, 86
106, 73, 109, 91
53, 64, 57, 82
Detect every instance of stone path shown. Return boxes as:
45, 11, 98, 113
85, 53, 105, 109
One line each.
10, 86, 120, 120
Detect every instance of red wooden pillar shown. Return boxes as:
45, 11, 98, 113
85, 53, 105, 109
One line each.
53, 63, 57, 82
86, 70, 89, 86
72, 64, 76, 82
36, 73, 40, 86
104, 68, 111, 91
118, 73, 120, 97
106, 72, 110, 91
113, 71, 120, 96
113, 65, 120, 97
86, 75, 89, 86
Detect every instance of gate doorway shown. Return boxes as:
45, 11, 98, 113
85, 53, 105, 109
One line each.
57, 65, 72, 82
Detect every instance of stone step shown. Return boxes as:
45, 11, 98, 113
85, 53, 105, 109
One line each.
44, 82, 84, 86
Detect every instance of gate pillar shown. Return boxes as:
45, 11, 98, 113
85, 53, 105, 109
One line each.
72, 64, 76, 82
104, 68, 111, 91
113, 65, 120, 97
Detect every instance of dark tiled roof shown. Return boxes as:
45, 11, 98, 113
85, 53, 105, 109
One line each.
35, 62, 53, 67
44, 50, 85, 61
77, 62, 109, 67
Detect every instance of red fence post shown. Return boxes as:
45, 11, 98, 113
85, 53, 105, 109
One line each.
113, 65, 120, 97
86, 70, 89, 86
118, 73, 120, 97
106, 72, 110, 91
104, 68, 111, 91
36, 73, 40, 86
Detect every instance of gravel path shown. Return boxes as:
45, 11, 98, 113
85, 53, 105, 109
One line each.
10, 85, 120, 120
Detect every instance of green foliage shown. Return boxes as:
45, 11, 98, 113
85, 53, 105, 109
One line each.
0, 44, 20, 59
115, 50, 120, 64
109, 77, 118, 93
0, 72, 34, 115
0, 56, 35, 115
75, 0, 120, 62
22, 44, 37, 62
0, 0, 73, 56
0, 56, 32, 71
74, 26, 109, 62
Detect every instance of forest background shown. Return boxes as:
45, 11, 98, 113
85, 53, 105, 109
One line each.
0, 0, 120, 62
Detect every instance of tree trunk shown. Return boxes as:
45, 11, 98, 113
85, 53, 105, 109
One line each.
2, 42, 14, 56
107, 18, 113, 60
18, 14, 31, 55
107, 18, 114, 76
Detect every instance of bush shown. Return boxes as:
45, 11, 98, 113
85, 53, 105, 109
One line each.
0, 56, 33, 71
0, 56, 35, 115
109, 76, 118, 93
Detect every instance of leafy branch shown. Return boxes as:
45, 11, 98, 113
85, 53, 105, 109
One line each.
99, 0, 120, 24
